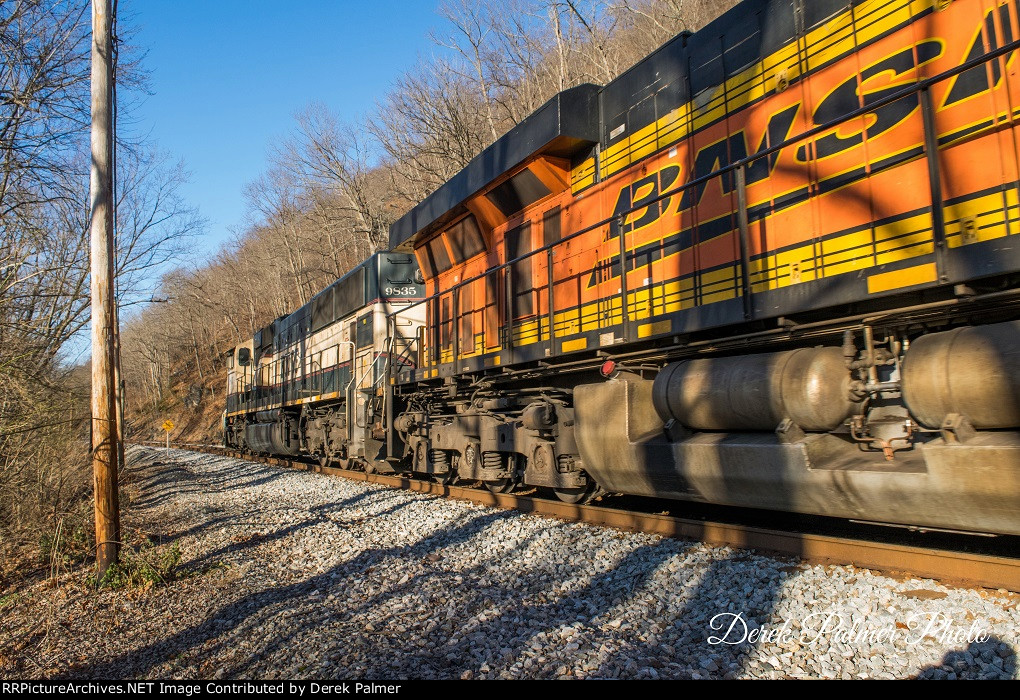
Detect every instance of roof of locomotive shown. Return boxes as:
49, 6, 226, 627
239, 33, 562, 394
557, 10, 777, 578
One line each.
260, 251, 421, 350
388, 83, 600, 251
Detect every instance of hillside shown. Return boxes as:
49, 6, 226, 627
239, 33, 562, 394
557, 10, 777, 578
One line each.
120, 0, 737, 450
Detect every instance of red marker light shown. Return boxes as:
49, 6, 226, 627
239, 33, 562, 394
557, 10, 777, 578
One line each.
600, 360, 617, 377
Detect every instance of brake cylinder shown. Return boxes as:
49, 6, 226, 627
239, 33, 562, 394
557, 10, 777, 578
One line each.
652, 347, 857, 432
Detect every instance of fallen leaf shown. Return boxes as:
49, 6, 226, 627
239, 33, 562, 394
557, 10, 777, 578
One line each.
898, 589, 947, 600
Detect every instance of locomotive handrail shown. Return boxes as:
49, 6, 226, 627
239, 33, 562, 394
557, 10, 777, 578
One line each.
377, 336, 395, 388
310, 356, 321, 396
392, 329, 417, 365
387, 36, 1020, 350
348, 339, 391, 394
336, 340, 356, 394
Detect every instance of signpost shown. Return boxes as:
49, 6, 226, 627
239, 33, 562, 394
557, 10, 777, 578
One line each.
162, 419, 175, 453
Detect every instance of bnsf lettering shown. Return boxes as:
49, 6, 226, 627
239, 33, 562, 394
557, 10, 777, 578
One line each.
608, 102, 800, 238
605, 34, 979, 233
799, 39, 942, 161
676, 101, 800, 210
591, 13, 1015, 289
609, 39, 950, 236
944, 4, 1013, 107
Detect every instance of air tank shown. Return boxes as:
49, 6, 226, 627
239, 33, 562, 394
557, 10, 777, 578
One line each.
652, 347, 857, 432
901, 320, 1020, 429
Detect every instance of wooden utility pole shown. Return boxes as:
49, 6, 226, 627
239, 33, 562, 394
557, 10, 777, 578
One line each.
90, 0, 120, 578
114, 300, 126, 478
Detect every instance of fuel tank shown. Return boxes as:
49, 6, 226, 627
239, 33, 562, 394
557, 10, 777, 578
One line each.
652, 347, 858, 432
902, 320, 1020, 429
244, 411, 301, 456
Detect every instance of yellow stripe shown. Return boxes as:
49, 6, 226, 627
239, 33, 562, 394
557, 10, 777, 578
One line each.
638, 320, 671, 338
867, 262, 937, 294
562, 338, 588, 352
944, 190, 1018, 248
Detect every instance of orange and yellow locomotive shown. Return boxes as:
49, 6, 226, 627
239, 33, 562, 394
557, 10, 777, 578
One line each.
224, 0, 1019, 535
388, 0, 1020, 533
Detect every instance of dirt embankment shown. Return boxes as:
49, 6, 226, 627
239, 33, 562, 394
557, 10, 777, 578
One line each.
128, 372, 225, 447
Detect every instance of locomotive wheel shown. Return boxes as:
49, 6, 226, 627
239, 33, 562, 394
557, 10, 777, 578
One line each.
433, 470, 456, 486
318, 451, 331, 468
553, 484, 596, 505
485, 477, 516, 494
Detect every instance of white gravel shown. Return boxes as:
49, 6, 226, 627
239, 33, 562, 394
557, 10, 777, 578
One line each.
3, 445, 1017, 680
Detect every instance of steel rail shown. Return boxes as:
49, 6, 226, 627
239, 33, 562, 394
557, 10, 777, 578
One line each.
140, 442, 1020, 593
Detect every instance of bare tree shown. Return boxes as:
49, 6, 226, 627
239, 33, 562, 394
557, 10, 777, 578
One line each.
280, 104, 391, 256
243, 168, 316, 307
371, 60, 496, 203
0, 0, 91, 227
0, 1, 203, 553
115, 148, 203, 304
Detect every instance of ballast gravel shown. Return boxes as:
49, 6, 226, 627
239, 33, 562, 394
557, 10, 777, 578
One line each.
0, 445, 1016, 680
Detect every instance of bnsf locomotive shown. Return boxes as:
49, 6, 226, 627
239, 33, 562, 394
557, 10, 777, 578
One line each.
226, 0, 1020, 535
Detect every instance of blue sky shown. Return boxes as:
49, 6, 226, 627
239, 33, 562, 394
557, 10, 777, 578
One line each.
125, 0, 442, 261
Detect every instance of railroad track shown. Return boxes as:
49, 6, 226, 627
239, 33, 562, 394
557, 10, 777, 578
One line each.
138, 441, 1020, 593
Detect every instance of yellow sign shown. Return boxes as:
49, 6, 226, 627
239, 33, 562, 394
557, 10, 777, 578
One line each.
162, 419, 175, 432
